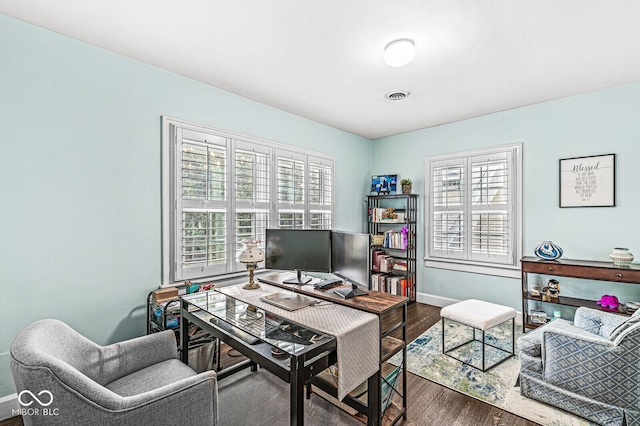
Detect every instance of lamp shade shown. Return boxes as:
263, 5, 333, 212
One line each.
383, 39, 415, 67
239, 240, 265, 264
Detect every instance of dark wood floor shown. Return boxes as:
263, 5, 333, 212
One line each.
1, 302, 538, 426
400, 303, 538, 426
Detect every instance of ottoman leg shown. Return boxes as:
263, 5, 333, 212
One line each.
441, 317, 445, 353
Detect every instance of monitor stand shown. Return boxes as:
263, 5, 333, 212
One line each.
333, 284, 369, 299
283, 269, 312, 285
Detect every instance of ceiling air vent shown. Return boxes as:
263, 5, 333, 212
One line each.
385, 91, 410, 101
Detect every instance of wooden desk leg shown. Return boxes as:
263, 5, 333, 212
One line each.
290, 356, 304, 425
367, 371, 381, 426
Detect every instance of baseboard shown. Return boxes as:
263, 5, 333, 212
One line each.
416, 292, 523, 326
0, 394, 18, 421
416, 292, 459, 308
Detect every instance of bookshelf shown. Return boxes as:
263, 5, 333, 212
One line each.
367, 194, 417, 301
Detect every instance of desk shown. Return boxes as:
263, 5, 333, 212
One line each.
180, 283, 380, 425
258, 272, 408, 426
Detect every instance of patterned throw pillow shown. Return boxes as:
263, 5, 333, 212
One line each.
609, 309, 640, 340
575, 317, 601, 334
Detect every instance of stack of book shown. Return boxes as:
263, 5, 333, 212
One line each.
370, 273, 412, 297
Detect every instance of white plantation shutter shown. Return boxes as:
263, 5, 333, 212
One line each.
163, 118, 334, 284
426, 144, 521, 273
177, 129, 228, 280
431, 160, 465, 259
234, 141, 270, 268
276, 150, 306, 229
308, 156, 333, 229
470, 152, 511, 263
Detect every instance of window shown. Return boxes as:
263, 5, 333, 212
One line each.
162, 118, 334, 283
425, 144, 522, 277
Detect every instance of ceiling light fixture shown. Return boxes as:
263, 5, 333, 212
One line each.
383, 39, 415, 67
385, 91, 410, 101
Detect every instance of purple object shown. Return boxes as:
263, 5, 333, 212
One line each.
597, 295, 620, 310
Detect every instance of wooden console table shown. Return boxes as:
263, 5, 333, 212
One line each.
258, 272, 408, 426
521, 256, 640, 330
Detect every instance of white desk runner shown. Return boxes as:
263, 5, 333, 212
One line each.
218, 283, 380, 401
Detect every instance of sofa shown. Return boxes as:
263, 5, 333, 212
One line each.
11, 319, 218, 426
518, 307, 640, 426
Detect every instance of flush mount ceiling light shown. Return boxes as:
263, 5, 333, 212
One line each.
383, 39, 416, 67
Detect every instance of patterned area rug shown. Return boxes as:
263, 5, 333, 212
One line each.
392, 320, 592, 426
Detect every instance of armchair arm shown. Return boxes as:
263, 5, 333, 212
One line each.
100, 330, 178, 384
543, 330, 639, 410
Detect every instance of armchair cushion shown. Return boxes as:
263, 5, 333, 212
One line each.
573, 306, 627, 340
105, 359, 197, 396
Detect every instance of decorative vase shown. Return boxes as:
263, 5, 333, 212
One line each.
402, 185, 412, 194
609, 247, 634, 267
534, 241, 563, 260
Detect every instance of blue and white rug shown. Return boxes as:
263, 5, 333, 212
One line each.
392, 320, 592, 426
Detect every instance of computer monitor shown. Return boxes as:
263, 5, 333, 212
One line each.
331, 230, 370, 297
264, 229, 332, 284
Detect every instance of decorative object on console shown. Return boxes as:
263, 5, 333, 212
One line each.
597, 294, 620, 311
239, 239, 265, 290
530, 310, 549, 324
609, 247, 634, 266
400, 178, 412, 194
553, 309, 562, 320
541, 279, 560, 302
529, 285, 540, 297
534, 240, 563, 260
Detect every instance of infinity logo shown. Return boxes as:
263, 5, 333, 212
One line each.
18, 390, 53, 407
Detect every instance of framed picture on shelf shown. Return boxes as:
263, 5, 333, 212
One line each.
371, 174, 398, 195
559, 153, 615, 207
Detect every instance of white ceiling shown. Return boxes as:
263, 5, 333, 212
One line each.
2, 1, 640, 139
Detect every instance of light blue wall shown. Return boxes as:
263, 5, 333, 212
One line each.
3, 10, 640, 401
0, 14, 371, 397
373, 81, 640, 311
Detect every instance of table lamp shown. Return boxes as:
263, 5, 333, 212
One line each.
239, 239, 265, 290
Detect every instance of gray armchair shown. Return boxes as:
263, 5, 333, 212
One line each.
518, 307, 640, 426
11, 319, 218, 426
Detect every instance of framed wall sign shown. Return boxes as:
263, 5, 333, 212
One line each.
559, 153, 615, 207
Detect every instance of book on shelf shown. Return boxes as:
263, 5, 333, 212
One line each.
370, 274, 411, 297
369, 208, 405, 223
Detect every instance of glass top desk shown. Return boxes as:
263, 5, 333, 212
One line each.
180, 290, 337, 426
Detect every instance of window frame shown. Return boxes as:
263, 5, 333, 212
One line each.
162, 117, 334, 285
424, 143, 522, 278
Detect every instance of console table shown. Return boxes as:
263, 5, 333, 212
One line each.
258, 272, 408, 426
521, 256, 640, 330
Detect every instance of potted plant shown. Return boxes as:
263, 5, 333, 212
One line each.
400, 178, 412, 194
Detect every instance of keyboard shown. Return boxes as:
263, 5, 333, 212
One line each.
313, 278, 343, 289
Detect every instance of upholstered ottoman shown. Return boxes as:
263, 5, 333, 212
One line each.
440, 299, 516, 371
